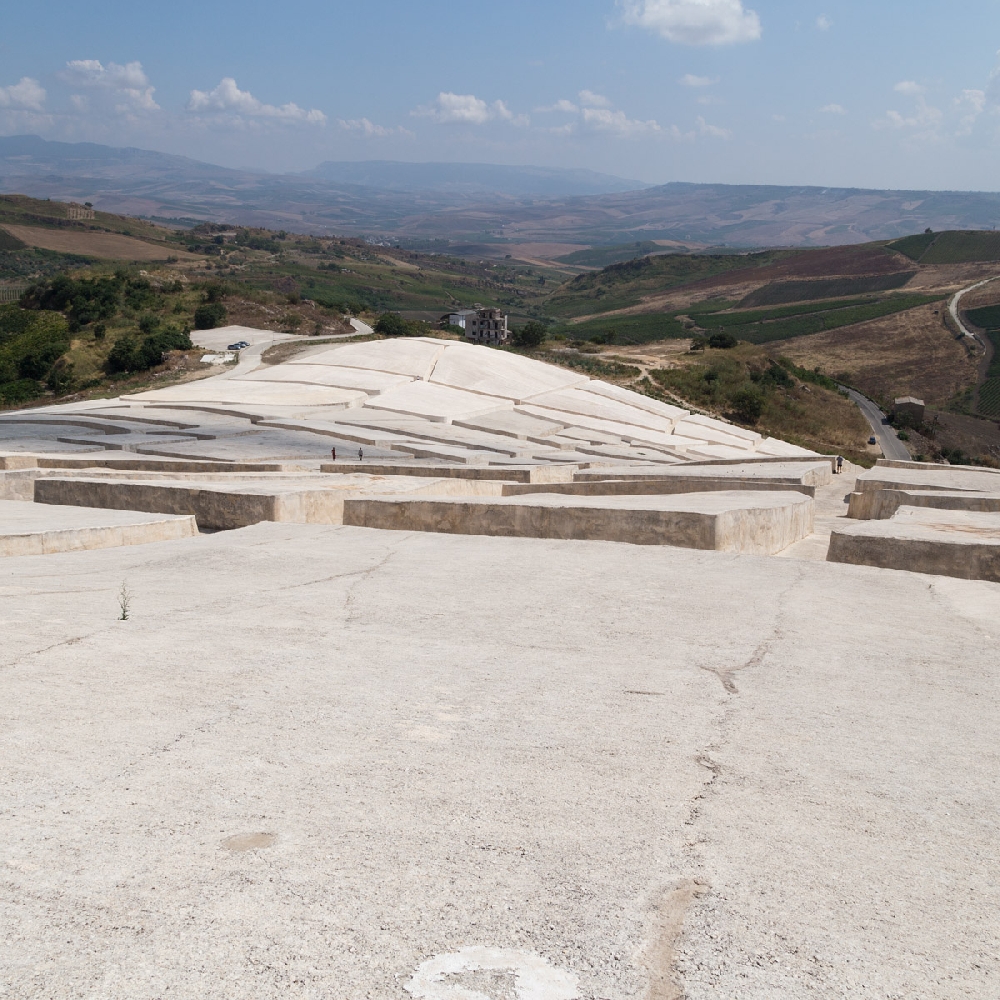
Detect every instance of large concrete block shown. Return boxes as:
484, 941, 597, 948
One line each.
0, 500, 196, 557
828, 506, 1000, 581
500, 477, 815, 498
320, 463, 576, 483
342, 490, 814, 554
850, 488, 1000, 520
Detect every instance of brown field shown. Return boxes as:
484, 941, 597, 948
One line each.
772, 302, 978, 407
0, 224, 199, 262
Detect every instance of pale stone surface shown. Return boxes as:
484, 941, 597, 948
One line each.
0, 499, 196, 556
34, 474, 505, 530
364, 381, 514, 421
853, 488, 1000, 520
316, 338, 447, 378
124, 380, 367, 408
343, 490, 814, 554
3, 524, 996, 998
829, 505, 1000, 581
239, 364, 415, 394
427, 341, 587, 400
526, 386, 679, 433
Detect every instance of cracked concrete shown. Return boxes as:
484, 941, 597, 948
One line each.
1, 524, 998, 999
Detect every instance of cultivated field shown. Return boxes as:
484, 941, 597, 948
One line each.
0, 224, 198, 262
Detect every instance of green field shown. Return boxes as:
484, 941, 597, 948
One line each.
739, 271, 914, 306
691, 293, 944, 345
555, 312, 688, 344
977, 376, 1000, 417
693, 296, 881, 327
888, 230, 1000, 264
965, 304, 1000, 330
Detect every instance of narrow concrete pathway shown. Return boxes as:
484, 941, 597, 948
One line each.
777, 462, 859, 561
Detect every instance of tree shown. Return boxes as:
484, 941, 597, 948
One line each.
194, 302, 227, 329
374, 312, 408, 337
511, 321, 546, 349
708, 332, 738, 349
731, 387, 764, 424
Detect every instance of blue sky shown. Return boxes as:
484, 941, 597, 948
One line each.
2, 0, 1000, 190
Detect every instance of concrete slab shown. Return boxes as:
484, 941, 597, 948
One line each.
829, 505, 1000, 581
428, 341, 588, 400
3, 524, 999, 998
848, 465, 1000, 518
852, 488, 1000, 520
313, 338, 447, 378
123, 380, 367, 408
582, 379, 689, 421
320, 463, 576, 483
33, 474, 505, 530
343, 490, 814, 554
240, 365, 415, 394
501, 477, 815, 498
0, 499, 196, 556
453, 409, 567, 440
525, 386, 679, 433
576, 461, 832, 487
363, 381, 513, 422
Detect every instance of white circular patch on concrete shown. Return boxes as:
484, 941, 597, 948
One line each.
405, 946, 580, 1000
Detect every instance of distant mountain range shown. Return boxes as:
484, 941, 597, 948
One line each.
2, 134, 1000, 249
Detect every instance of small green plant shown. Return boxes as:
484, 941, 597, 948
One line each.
117, 580, 132, 620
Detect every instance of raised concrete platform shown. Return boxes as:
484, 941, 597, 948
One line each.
851, 488, 1000, 520
343, 490, 814, 554
500, 477, 815, 498
829, 505, 1000, 581
319, 462, 576, 483
849, 465, 1000, 518
33, 474, 504, 530
0, 499, 196, 556
576, 461, 832, 487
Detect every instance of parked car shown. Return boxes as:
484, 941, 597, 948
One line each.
236, 340, 250, 348
868, 435, 877, 445
226, 343, 241, 351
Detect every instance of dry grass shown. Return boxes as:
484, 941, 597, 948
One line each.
1, 224, 198, 262
771, 302, 978, 407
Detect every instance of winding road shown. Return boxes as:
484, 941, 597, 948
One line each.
949, 276, 1000, 345
841, 386, 911, 461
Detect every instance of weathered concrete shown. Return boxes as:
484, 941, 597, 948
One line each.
501, 477, 815, 498
3, 524, 997, 999
319, 462, 576, 483
576, 461, 832, 487
33, 475, 505, 530
343, 490, 814, 554
853, 487, 1000, 520
848, 465, 1000, 518
0, 499, 196, 556
829, 505, 1000, 580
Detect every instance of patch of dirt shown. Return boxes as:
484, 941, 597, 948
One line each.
222, 296, 355, 337
1, 224, 198, 261
900, 410, 1000, 466
771, 302, 979, 407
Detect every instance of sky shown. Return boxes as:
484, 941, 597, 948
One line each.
2, 0, 1000, 191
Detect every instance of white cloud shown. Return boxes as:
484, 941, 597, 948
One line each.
581, 106, 661, 135
680, 73, 717, 87
187, 78, 325, 123
894, 80, 924, 96
696, 115, 731, 138
821, 103, 847, 115
61, 59, 158, 112
955, 88, 987, 135
619, 0, 761, 46
873, 97, 942, 132
413, 92, 526, 126
0, 77, 46, 112
816, 14, 832, 30
338, 117, 412, 138
536, 98, 580, 113
579, 89, 613, 108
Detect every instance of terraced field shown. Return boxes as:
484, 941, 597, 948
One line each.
889, 229, 1000, 264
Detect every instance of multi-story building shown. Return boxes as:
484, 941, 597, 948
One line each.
461, 308, 509, 345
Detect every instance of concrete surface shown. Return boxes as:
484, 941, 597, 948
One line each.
1, 524, 998, 999
33, 475, 506, 530
829, 504, 1000, 581
342, 490, 814, 554
320, 463, 576, 483
0, 499, 196, 556
848, 465, 1000, 518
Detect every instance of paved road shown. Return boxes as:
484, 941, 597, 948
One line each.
842, 386, 911, 461
949, 276, 1000, 345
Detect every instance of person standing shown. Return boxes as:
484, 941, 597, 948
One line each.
358, 447, 363, 462
836, 455, 843, 474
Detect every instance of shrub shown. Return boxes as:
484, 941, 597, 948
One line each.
374, 312, 409, 337
106, 327, 192, 374
708, 332, 738, 349
193, 302, 227, 329
731, 386, 765, 424
511, 321, 546, 349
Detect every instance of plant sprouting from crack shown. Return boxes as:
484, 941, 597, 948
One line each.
117, 580, 132, 621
